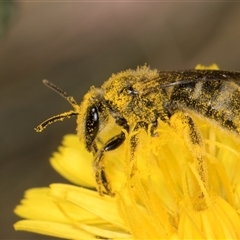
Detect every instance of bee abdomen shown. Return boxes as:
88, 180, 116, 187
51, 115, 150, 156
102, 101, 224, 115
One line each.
171, 80, 240, 134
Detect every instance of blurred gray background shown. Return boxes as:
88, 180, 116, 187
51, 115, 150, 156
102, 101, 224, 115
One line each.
1, 2, 240, 239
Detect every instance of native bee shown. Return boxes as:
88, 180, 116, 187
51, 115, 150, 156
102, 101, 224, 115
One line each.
35, 66, 240, 196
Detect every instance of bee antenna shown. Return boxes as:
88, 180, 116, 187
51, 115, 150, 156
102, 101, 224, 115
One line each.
35, 80, 79, 132
42, 79, 78, 109
34, 111, 78, 132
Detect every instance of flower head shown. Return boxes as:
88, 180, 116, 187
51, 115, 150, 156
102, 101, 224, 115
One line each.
14, 65, 240, 239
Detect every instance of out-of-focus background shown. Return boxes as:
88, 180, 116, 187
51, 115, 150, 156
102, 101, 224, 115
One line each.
1, 2, 240, 239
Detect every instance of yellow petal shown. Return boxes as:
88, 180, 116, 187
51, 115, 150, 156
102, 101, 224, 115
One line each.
179, 195, 240, 239
14, 220, 95, 239
49, 183, 127, 230
195, 63, 219, 70
79, 223, 132, 239
14, 188, 101, 223
50, 134, 95, 187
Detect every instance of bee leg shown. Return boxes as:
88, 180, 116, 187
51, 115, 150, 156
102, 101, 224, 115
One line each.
93, 132, 125, 197
115, 116, 129, 131
170, 112, 207, 197
127, 122, 148, 178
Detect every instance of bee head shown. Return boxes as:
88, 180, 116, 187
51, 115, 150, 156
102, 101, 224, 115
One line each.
77, 87, 109, 153
35, 81, 109, 154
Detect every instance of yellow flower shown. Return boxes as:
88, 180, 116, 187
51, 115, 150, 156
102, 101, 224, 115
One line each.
14, 65, 240, 239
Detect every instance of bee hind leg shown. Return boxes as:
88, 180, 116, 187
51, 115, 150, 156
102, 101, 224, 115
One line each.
93, 132, 125, 197
170, 112, 208, 197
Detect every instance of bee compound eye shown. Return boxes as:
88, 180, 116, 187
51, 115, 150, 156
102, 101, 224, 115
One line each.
86, 106, 99, 139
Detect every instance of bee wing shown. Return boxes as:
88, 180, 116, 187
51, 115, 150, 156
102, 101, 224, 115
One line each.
158, 70, 240, 88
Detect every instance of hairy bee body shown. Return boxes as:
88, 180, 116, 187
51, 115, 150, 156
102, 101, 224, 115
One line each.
96, 67, 240, 136
170, 78, 240, 135
36, 66, 240, 196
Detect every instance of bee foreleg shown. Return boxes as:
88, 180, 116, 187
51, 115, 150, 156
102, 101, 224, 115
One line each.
115, 116, 129, 132
93, 149, 107, 196
93, 132, 125, 197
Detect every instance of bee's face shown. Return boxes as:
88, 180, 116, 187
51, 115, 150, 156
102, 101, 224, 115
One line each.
76, 87, 106, 153
77, 86, 123, 154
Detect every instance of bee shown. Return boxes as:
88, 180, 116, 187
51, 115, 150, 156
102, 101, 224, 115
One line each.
35, 66, 240, 196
